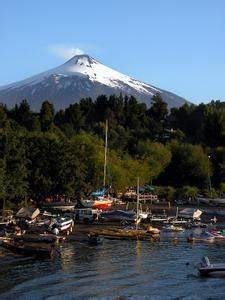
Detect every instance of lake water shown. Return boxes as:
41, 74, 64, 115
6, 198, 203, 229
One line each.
1, 231, 225, 299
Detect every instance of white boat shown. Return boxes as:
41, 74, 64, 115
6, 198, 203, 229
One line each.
53, 217, 73, 232
162, 224, 184, 232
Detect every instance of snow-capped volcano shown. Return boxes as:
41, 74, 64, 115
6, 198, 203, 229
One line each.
0, 54, 188, 110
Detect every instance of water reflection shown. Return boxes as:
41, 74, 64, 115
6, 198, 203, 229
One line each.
0, 234, 225, 298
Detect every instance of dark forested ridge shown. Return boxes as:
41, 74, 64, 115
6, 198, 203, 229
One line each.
0, 93, 225, 206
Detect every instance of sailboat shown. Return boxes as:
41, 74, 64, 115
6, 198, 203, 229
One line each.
80, 120, 113, 210
89, 178, 160, 239
92, 120, 113, 210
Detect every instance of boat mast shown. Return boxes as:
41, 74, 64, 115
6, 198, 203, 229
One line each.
136, 177, 140, 230
103, 119, 108, 188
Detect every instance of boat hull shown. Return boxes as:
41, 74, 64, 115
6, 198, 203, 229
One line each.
2, 241, 55, 258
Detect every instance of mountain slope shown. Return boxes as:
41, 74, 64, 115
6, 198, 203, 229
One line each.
0, 54, 188, 110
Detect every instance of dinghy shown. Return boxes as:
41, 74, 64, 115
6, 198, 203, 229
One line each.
187, 231, 215, 242
162, 224, 184, 232
199, 256, 225, 276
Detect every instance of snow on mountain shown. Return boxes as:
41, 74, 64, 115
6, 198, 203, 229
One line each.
0, 54, 188, 110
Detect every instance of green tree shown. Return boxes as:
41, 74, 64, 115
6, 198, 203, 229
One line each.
40, 101, 54, 131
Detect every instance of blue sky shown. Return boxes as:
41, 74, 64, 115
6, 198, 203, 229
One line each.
1, 0, 225, 104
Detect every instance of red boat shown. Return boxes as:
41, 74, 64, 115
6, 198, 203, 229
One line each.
92, 199, 113, 210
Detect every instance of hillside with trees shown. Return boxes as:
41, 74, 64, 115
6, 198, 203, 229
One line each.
0, 93, 225, 207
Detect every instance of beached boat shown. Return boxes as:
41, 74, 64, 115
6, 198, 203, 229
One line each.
1, 240, 55, 258
198, 256, 225, 276
53, 217, 73, 233
92, 198, 113, 210
43, 201, 76, 212
16, 207, 40, 220
89, 178, 160, 241
13, 233, 62, 244
99, 210, 136, 223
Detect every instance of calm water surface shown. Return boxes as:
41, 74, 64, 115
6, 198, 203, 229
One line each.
0, 231, 225, 299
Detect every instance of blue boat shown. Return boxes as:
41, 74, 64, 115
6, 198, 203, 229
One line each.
99, 210, 136, 222
91, 187, 106, 198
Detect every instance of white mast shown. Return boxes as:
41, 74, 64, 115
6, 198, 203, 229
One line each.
103, 119, 108, 188
136, 177, 140, 230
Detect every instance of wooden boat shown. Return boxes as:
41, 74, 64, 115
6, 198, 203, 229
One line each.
1, 240, 55, 258
13, 233, 63, 244
199, 256, 225, 276
89, 228, 158, 241
146, 225, 160, 235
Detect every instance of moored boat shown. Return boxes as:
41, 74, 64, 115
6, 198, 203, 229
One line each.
1, 240, 55, 258
187, 231, 215, 242
198, 256, 225, 276
162, 224, 184, 232
178, 208, 202, 220
13, 233, 62, 244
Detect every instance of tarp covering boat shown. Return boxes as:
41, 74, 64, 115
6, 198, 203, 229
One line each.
178, 208, 202, 220
16, 207, 40, 220
99, 210, 136, 222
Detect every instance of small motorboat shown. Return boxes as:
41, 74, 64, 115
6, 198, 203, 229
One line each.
52, 217, 73, 233
162, 224, 184, 232
209, 230, 225, 240
1, 240, 55, 258
88, 234, 104, 245
187, 231, 215, 242
199, 256, 225, 276
146, 225, 160, 235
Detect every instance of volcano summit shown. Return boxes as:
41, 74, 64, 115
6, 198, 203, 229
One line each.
0, 54, 187, 110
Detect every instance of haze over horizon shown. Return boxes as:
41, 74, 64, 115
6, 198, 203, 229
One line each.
1, 0, 225, 104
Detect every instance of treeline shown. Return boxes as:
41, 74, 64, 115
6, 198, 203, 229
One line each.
0, 94, 225, 206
